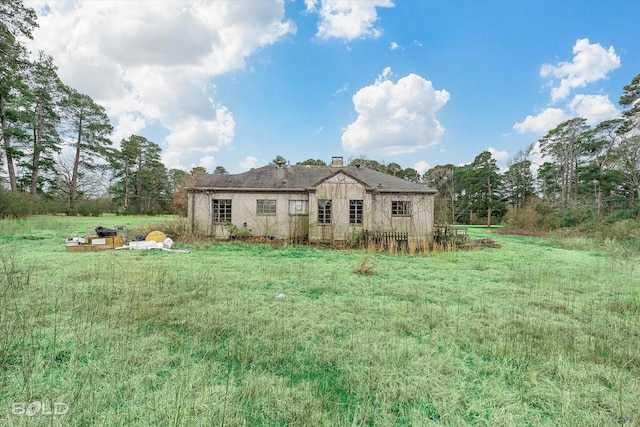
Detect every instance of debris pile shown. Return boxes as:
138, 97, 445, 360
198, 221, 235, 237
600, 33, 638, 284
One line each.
66, 227, 189, 253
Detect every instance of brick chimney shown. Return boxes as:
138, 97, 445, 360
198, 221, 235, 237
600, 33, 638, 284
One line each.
331, 156, 344, 167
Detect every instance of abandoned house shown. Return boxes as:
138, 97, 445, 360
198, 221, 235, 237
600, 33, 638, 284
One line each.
187, 157, 437, 245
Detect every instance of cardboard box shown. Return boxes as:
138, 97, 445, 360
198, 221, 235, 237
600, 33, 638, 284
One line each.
66, 235, 124, 252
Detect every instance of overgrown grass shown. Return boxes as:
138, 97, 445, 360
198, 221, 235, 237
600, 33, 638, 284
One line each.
0, 217, 639, 425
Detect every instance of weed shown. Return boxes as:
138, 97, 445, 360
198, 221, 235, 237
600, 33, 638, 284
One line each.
353, 256, 376, 275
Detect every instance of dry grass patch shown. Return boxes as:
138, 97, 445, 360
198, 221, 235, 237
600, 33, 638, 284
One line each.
353, 256, 376, 275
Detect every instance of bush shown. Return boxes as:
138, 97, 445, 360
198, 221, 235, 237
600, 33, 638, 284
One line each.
503, 198, 562, 233
0, 190, 31, 218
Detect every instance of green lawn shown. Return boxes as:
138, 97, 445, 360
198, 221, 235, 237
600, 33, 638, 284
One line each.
1, 217, 639, 425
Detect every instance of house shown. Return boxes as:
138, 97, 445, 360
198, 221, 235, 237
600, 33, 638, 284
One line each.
187, 157, 437, 246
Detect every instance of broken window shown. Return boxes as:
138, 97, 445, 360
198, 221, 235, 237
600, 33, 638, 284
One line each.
350, 200, 363, 224
212, 199, 232, 223
289, 200, 309, 215
391, 200, 411, 216
318, 199, 332, 224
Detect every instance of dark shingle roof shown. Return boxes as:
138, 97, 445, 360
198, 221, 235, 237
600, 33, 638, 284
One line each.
192, 165, 436, 193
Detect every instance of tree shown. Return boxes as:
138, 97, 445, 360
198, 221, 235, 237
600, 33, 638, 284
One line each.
614, 135, 640, 207
0, 0, 38, 193
539, 118, 589, 208
581, 119, 624, 217
52, 154, 109, 204
386, 162, 402, 176
21, 52, 63, 196
189, 166, 207, 177
109, 135, 171, 214
347, 156, 387, 173
297, 158, 327, 166
270, 155, 288, 166
423, 164, 455, 223
503, 145, 535, 211
168, 168, 190, 214
468, 151, 504, 227
399, 167, 421, 183
60, 88, 113, 208
619, 73, 640, 134
213, 165, 228, 175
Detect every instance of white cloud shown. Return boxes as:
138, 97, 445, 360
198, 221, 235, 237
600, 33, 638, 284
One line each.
111, 113, 146, 146
513, 108, 570, 135
25, 0, 293, 170
488, 147, 509, 162
240, 156, 259, 170
163, 106, 236, 169
541, 38, 621, 102
413, 160, 431, 175
567, 94, 619, 124
305, 0, 394, 40
198, 156, 217, 172
342, 71, 449, 155
390, 42, 401, 50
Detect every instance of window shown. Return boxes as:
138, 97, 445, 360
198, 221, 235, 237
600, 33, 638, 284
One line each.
350, 200, 363, 224
257, 199, 276, 215
212, 199, 232, 223
289, 200, 309, 215
318, 199, 332, 224
391, 200, 411, 216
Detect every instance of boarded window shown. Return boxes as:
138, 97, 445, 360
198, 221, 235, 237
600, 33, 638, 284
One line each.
318, 199, 332, 224
289, 200, 309, 215
212, 199, 232, 223
257, 199, 276, 215
350, 200, 363, 224
391, 200, 411, 216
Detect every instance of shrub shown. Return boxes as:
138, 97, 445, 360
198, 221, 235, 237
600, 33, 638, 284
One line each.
503, 198, 562, 233
0, 190, 30, 218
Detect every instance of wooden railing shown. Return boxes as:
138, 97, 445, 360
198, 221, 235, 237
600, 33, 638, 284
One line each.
363, 230, 409, 251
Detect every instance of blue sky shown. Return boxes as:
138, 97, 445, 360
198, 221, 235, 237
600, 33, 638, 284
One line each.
24, 0, 640, 174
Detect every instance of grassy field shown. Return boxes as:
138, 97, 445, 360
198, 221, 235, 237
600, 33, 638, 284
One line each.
0, 216, 639, 426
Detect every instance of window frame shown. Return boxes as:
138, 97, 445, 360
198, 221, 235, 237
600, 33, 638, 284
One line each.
256, 199, 277, 216
288, 200, 309, 215
317, 199, 332, 225
212, 199, 232, 223
391, 200, 412, 217
349, 199, 363, 225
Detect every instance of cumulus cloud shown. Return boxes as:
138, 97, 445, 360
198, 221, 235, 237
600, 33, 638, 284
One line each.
390, 42, 401, 50
304, 0, 394, 40
513, 108, 570, 135
342, 71, 450, 155
567, 94, 619, 125
514, 95, 619, 135
240, 156, 259, 170
541, 38, 620, 102
487, 147, 509, 162
25, 0, 293, 169
199, 156, 217, 172
413, 160, 431, 175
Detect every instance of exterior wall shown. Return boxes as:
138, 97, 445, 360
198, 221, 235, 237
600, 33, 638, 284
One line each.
308, 174, 368, 243
370, 192, 435, 244
188, 176, 435, 245
189, 191, 309, 240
